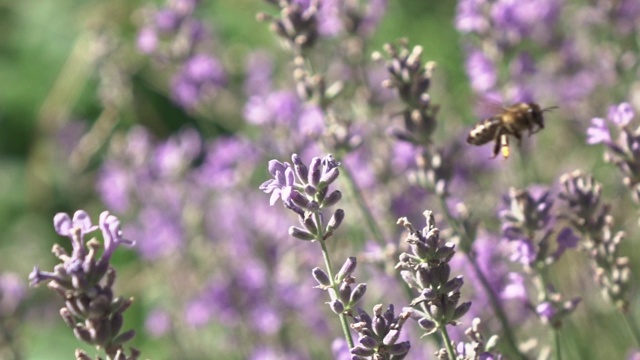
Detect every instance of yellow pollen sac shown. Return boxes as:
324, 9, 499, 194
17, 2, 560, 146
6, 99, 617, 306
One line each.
502, 146, 510, 158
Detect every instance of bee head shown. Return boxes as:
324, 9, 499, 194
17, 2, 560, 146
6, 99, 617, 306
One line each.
527, 103, 557, 130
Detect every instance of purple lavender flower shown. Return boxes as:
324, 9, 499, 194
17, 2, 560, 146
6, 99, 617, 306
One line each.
350, 304, 411, 359
244, 51, 274, 97
465, 48, 497, 93
355, 0, 387, 37
331, 338, 351, 360
257, 0, 320, 51
137, 27, 158, 54
396, 211, 471, 340
29, 210, 138, 359
586, 117, 612, 145
171, 54, 226, 109
613, 0, 640, 34
260, 159, 296, 207
455, 0, 489, 34
454, 318, 500, 359
260, 153, 342, 223
195, 136, 259, 189
608, 102, 634, 127
559, 170, 633, 312
137, 0, 225, 110
244, 91, 301, 126
0, 273, 26, 316
130, 206, 184, 260
535, 298, 581, 327
144, 308, 171, 337
490, 0, 560, 44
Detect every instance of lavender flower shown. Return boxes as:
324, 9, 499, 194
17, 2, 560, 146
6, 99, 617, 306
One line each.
588, 102, 640, 202
29, 210, 138, 360
170, 54, 227, 109
375, 40, 438, 146
136, 0, 226, 110
586, 118, 612, 145
260, 153, 360, 350
395, 211, 471, 357
350, 304, 411, 359
257, 0, 320, 52
453, 318, 501, 360
559, 170, 632, 312
499, 186, 580, 329
260, 153, 342, 226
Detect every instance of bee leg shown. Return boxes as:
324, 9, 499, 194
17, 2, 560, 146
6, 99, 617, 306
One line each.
514, 131, 522, 145
500, 133, 510, 158
491, 130, 502, 158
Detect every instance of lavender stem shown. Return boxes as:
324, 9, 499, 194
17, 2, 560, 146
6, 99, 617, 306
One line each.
339, 163, 386, 246
437, 195, 525, 359
439, 325, 456, 360
554, 328, 562, 360
315, 212, 355, 349
623, 314, 640, 348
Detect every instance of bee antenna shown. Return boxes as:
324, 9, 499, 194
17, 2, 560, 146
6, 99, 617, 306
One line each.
542, 106, 559, 112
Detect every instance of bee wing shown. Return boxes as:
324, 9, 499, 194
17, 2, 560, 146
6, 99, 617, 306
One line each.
474, 93, 505, 119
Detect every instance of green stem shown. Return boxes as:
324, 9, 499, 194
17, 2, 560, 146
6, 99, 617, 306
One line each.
316, 213, 354, 349
554, 328, 562, 360
0, 319, 22, 360
623, 313, 640, 348
340, 162, 416, 303
438, 325, 456, 360
339, 164, 386, 246
436, 195, 525, 359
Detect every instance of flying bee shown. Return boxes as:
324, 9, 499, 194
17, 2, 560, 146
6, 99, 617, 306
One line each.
466, 102, 558, 159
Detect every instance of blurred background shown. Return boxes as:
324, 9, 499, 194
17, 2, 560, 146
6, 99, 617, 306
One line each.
1, 0, 639, 359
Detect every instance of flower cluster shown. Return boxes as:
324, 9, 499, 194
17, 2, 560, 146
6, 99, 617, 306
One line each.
395, 211, 472, 357
257, 0, 321, 52
375, 40, 438, 146
313, 257, 367, 315
29, 211, 137, 360
137, 0, 226, 109
350, 304, 412, 360
586, 102, 640, 202
499, 186, 580, 328
453, 318, 500, 360
559, 170, 632, 312
260, 153, 343, 228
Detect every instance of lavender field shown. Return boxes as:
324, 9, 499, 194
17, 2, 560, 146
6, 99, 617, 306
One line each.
1, 0, 640, 359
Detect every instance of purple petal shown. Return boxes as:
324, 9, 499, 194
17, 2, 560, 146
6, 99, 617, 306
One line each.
53, 213, 72, 236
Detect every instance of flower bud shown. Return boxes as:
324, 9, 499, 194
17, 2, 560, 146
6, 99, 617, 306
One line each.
452, 301, 472, 321
322, 190, 342, 207
418, 317, 437, 334
289, 226, 316, 241
312, 267, 331, 287
359, 335, 378, 349
335, 257, 357, 283
338, 282, 352, 304
292, 154, 308, 181
326, 209, 345, 233
318, 168, 339, 188
351, 345, 375, 357
308, 157, 322, 186
441, 276, 464, 294
329, 299, 345, 314
302, 214, 318, 235
349, 283, 367, 306
387, 341, 411, 355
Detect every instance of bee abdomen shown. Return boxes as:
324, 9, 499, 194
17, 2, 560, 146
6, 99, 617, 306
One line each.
467, 117, 501, 145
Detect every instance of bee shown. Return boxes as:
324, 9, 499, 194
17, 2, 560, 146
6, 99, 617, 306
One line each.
466, 102, 558, 158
